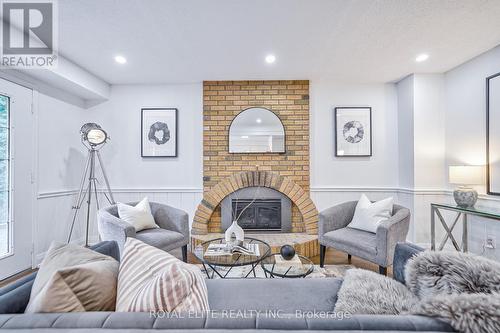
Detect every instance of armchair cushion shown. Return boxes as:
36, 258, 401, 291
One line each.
99, 202, 189, 256
135, 229, 186, 252
318, 201, 358, 242
323, 227, 377, 261
117, 197, 158, 232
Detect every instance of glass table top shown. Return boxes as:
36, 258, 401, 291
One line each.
193, 237, 271, 267
260, 253, 314, 278
432, 203, 500, 220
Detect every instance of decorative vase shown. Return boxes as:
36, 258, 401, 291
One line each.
280, 244, 296, 260
225, 221, 244, 243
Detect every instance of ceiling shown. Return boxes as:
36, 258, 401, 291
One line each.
58, 0, 500, 85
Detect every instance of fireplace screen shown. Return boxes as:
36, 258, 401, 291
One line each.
233, 199, 281, 231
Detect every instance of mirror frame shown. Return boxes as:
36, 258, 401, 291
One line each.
228, 107, 286, 154
486, 71, 500, 195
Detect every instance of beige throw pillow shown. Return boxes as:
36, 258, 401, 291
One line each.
26, 242, 119, 313
117, 197, 159, 232
116, 238, 209, 313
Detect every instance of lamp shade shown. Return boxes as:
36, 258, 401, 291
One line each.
449, 166, 484, 185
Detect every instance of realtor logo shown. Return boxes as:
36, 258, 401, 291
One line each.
1, 0, 58, 68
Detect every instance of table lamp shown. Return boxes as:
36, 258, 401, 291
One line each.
449, 166, 484, 208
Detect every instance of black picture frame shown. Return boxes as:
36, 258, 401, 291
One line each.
141, 108, 178, 157
486, 72, 500, 195
334, 106, 372, 157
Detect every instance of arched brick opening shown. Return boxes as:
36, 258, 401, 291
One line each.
191, 171, 318, 235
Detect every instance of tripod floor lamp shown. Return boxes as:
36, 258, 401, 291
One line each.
67, 123, 115, 247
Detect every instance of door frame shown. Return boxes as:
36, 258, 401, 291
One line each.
0, 74, 38, 273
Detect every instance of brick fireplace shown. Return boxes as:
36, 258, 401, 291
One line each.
191, 80, 319, 256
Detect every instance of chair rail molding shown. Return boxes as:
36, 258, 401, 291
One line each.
311, 186, 500, 202
38, 187, 203, 199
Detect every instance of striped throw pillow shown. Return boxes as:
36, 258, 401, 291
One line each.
116, 238, 209, 313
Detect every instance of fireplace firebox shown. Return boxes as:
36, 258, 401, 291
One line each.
232, 199, 281, 231
221, 187, 292, 233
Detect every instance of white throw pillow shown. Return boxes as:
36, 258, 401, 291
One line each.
117, 197, 158, 232
348, 194, 393, 233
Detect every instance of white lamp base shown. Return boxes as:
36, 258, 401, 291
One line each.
453, 187, 478, 208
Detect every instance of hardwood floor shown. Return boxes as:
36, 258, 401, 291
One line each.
311, 247, 393, 276
0, 268, 36, 288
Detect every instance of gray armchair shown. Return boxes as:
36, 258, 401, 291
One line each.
318, 201, 410, 275
97, 202, 189, 262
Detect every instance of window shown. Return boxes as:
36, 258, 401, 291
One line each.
0, 95, 9, 256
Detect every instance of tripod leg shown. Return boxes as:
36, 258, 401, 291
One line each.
96, 150, 115, 204
85, 151, 96, 247
68, 181, 91, 243
67, 152, 92, 243
93, 177, 100, 210
91, 175, 101, 243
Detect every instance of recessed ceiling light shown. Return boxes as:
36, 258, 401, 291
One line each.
256, 118, 262, 123
265, 54, 276, 64
415, 54, 429, 62
114, 55, 127, 64
241, 135, 249, 139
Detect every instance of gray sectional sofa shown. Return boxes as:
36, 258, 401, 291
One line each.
0, 241, 454, 332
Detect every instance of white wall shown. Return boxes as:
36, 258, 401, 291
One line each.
87, 84, 204, 238
87, 84, 203, 190
396, 74, 446, 191
444, 45, 500, 260
34, 83, 204, 263
35, 92, 97, 262
445, 46, 500, 188
310, 80, 399, 190
396, 75, 415, 190
414, 74, 446, 190
310, 81, 405, 232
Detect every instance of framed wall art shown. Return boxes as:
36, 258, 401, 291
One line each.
487, 71, 500, 195
334, 106, 372, 157
141, 108, 178, 157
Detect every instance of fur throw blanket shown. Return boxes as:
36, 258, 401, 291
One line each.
406, 251, 500, 333
334, 269, 418, 315
336, 251, 500, 333
411, 292, 500, 333
405, 250, 500, 299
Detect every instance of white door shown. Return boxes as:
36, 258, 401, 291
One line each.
0, 78, 34, 280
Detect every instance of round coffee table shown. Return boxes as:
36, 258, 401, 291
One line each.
260, 253, 314, 278
193, 237, 271, 279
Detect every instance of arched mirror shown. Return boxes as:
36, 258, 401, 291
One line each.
229, 107, 285, 153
